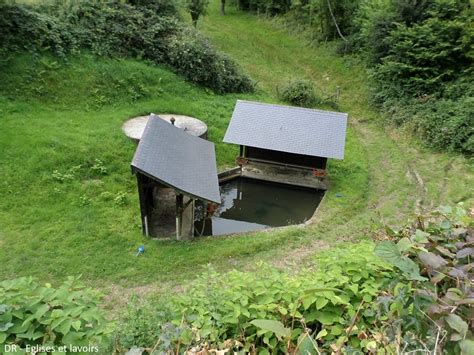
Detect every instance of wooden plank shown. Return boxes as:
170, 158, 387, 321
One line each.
241, 161, 328, 190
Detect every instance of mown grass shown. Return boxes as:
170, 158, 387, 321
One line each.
0, 2, 472, 296
0, 52, 365, 290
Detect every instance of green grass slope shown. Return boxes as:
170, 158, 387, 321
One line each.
0, 3, 472, 301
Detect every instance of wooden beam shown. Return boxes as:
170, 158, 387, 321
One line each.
175, 193, 184, 240
136, 174, 149, 236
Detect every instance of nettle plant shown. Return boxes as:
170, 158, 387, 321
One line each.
0, 276, 113, 352
115, 243, 402, 354
375, 204, 474, 353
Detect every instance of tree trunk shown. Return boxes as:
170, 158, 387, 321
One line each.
220, 0, 226, 15
191, 12, 199, 27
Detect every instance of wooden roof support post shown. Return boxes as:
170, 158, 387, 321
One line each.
176, 193, 184, 240
136, 174, 150, 237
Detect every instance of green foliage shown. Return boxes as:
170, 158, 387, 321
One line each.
167, 29, 255, 93
277, 79, 338, 108
0, 0, 254, 93
371, 2, 473, 99
114, 242, 401, 353
244, 0, 473, 154
391, 95, 473, 154
185, 0, 210, 26
375, 204, 474, 353
237, 0, 292, 16
238, 0, 359, 40
114, 205, 473, 353
0, 276, 112, 351
277, 79, 320, 107
356, 0, 474, 155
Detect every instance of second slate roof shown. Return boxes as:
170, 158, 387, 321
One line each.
224, 100, 348, 159
131, 115, 221, 204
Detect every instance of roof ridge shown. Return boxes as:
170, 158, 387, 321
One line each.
236, 99, 348, 117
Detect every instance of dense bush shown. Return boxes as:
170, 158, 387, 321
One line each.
167, 29, 255, 93
0, 1, 254, 94
277, 79, 321, 107
384, 95, 474, 154
365, 0, 474, 154
375, 204, 474, 354
288, 0, 360, 41
370, 1, 473, 99
237, 0, 292, 16
0, 276, 112, 352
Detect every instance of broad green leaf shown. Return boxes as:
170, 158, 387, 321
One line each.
58, 318, 72, 335
51, 309, 64, 319
413, 230, 430, 243
0, 332, 7, 343
315, 329, 327, 340
316, 298, 328, 310
375, 242, 425, 280
397, 238, 412, 252
440, 220, 451, 230
297, 332, 318, 355
302, 296, 315, 310
302, 287, 345, 295
51, 317, 67, 331
250, 319, 290, 339
460, 339, 474, 355
445, 314, 468, 338
0, 305, 7, 314
72, 320, 81, 331
374, 241, 402, 265
0, 322, 13, 332
315, 311, 339, 325
397, 256, 426, 281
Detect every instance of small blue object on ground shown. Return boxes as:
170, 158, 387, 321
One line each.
136, 245, 145, 256
335, 193, 343, 198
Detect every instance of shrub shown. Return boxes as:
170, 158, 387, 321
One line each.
167, 29, 255, 93
371, 10, 473, 99
378, 93, 474, 155
412, 96, 474, 154
374, 204, 474, 353
0, 4, 74, 57
362, 0, 474, 155
0, 276, 112, 352
237, 0, 292, 15
0, 1, 254, 94
278, 79, 320, 107
114, 242, 400, 353
184, 0, 209, 27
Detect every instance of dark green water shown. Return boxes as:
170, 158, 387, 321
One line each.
196, 177, 324, 236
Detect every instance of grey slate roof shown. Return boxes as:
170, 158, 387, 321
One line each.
224, 100, 348, 159
131, 115, 221, 204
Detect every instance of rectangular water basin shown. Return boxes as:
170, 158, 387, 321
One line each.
195, 177, 324, 236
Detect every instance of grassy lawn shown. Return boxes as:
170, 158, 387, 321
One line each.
0, 1, 472, 304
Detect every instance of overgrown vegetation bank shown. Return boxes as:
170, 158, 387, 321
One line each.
0, 0, 254, 93
236, 0, 473, 154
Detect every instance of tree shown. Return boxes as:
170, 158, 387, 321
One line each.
185, 0, 209, 27
221, 0, 225, 15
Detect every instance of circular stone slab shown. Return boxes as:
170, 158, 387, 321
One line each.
122, 114, 208, 141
